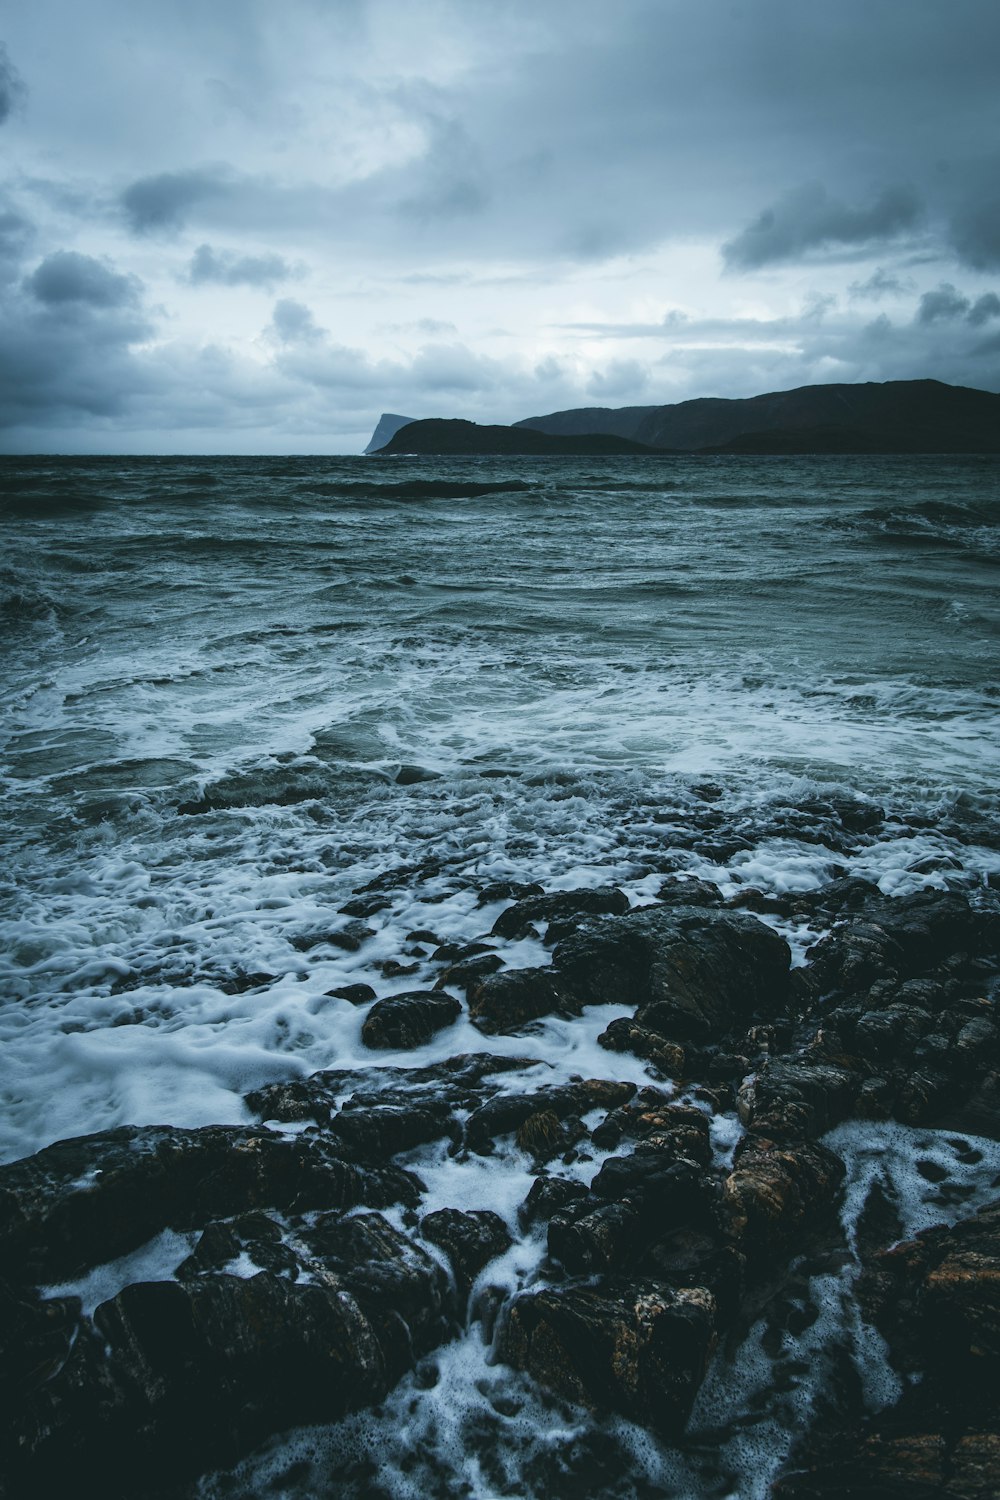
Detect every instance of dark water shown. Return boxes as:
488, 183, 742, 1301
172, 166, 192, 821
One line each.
2, 453, 1000, 1497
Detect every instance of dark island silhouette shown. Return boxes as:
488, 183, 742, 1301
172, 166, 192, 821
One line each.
371, 378, 1000, 455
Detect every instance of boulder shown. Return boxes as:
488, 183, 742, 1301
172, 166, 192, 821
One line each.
420, 1209, 513, 1296
0, 1125, 418, 1281
490, 886, 630, 942
499, 1280, 717, 1438
361, 990, 461, 1050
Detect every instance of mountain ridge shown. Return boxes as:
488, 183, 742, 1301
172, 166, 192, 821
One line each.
368, 379, 1000, 455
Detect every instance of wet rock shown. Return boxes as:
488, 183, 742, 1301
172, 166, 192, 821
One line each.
0, 1125, 419, 1281
325, 982, 377, 1005
338, 893, 392, 919
518, 1175, 590, 1228
591, 1095, 712, 1163
290, 920, 375, 953
590, 1152, 719, 1231
736, 1060, 860, 1139
500, 1280, 717, 1438
597, 1016, 686, 1076
514, 1109, 585, 1163
471, 906, 789, 1038
395, 764, 443, 785
433, 952, 504, 991
361, 989, 461, 1050
722, 1135, 845, 1266
420, 1209, 513, 1296
3, 1212, 451, 1496
467, 967, 571, 1033
556, 906, 791, 1042
490, 886, 630, 942
656, 877, 725, 908
464, 1080, 635, 1155
330, 1102, 459, 1160
476, 880, 545, 907
0, 1278, 82, 1401
776, 1432, 949, 1498
548, 1200, 644, 1275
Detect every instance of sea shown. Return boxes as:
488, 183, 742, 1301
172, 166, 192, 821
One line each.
2, 452, 1000, 1498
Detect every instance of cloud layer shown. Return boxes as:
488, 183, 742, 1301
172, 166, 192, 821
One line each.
0, 0, 998, 450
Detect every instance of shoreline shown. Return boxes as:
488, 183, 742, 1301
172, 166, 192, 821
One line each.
3, 835, 1000, 1499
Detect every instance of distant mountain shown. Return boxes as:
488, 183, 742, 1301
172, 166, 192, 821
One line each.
516, 379, 1000, 453
364, 413, 415, 454
373, 418, 662, 456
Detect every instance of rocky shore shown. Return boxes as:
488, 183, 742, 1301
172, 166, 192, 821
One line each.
3, 847, 1000, 1497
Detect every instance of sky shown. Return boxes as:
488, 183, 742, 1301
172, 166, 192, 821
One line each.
0, 0, 999, 454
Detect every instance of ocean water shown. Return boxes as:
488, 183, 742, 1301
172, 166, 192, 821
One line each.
3, 452, 1000, 1497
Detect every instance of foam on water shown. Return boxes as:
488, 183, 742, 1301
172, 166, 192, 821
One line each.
3, 454, 1000, 1495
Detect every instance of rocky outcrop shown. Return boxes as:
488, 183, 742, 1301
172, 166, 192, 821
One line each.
361, 989, 461, 1049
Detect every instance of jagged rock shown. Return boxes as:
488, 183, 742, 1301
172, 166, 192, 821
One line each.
361, 989, 461, 1050
0, 1126, 419, 1281
500, 1280, 717, 1437
555, 906, 790, 1041
722, 1135, 845, 1265
514, 1109, 584, 1162
470, 906, 789, 1038
0, 1279, 82, 1401
467, 967, 570, 1033
330, 1102, 459, 1160
591, 1096, 712, 1164
464, 1080, 635, 1155
548, 1200, 644, 1275
590, 1151, 719, 1230
597, 1016, 686, 1076
736, 1060, 860, 1139
518, 1175, 590, 1228
490, 886, 630, 942
2, 1212, 451, 1496
420, 1209, 513, 1295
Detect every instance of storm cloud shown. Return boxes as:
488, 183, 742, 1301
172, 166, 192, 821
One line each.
723, 185, 922, 270
0, 0, 998, 450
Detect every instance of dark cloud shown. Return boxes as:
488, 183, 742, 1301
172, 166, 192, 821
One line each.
950, 191, 1000, 271
916, 282, 971, 324
188, 243, 294, 289
121, 167, 234, 233
968, 292, 1000, 327
0, 194, 34, 284
0, 42, 26, 124
267, 298, 323, 343
723, 184, 922, 270
849, 267, 914, 301
27, 250, 139, 308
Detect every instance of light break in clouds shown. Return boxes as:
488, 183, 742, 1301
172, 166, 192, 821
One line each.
0, 0, 999, 452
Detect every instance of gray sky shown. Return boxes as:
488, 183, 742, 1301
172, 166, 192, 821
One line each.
1, 0, 998, 453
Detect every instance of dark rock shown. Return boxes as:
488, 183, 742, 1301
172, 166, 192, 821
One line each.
722, 1135, 845, 1266
518, 1175, 590, 1228
499, 1280, 717, 1437
217, 971, 277, 995
0, 1278, 82, 1401
490, 886, 630, 942
591, 1098, 712, 1165
736, 1060, 860, 1139
290, 921, 375, 954
514, 1110, 584, 1163
547, 1200, 644, 1275
376, 959, 421, 979
433, 952, 505, 991
471, 905, 789, 1038
338, 893, 392, 919
590, 1152, 719, 1230
361, 990, 461, 1050
597, 1016, 686, 1076
476, 881, 545, 907
330, 1102, 458, 1160
656, 877, 724, 908
420, 1209, 513, 1296
3, 1212, 451, 1495
325, 982, 377, 1005
468, 966, 570, 1034
0, 1126, 419, 1281
555, 906, 791, 1042
395, 764, 443, 785
464, 1081, 635, 1155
